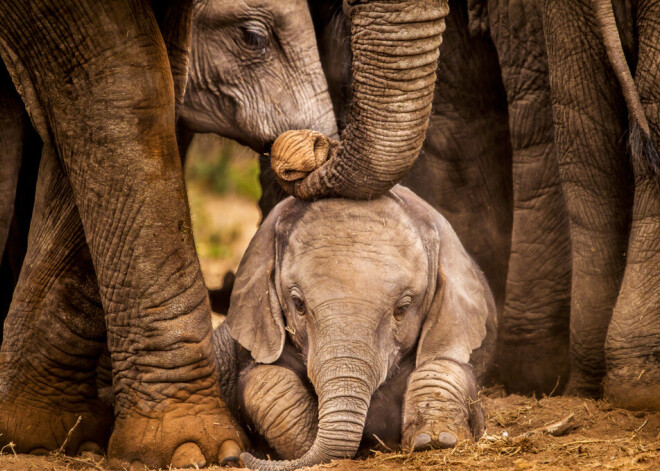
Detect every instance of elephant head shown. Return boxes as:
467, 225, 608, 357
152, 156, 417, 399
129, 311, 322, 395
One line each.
225, 185, 495, 470
179, 0, 337, 153
272, 0, 449, 200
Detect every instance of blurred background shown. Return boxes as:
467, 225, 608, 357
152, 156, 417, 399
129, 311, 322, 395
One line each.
184, 134, 261, 290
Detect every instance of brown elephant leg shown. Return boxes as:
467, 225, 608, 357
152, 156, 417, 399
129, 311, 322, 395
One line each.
402, 360, 482, 452
544, 0, 633, 397
0, 144, 112, 454
604, 0, 660, 410
0, 0, 245, 467
488, 0, 572, 395
240, 364, 318, 460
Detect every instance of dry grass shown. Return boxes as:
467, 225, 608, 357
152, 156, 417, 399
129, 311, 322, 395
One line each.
2, 394, 657, 471
313, 394, 660, 471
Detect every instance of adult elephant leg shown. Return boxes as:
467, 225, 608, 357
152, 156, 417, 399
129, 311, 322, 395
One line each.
604, 0, 660, 410
544, 0, 633, 396
0, 1, 246, 468
401, 0, 513, 318
0, 143, 112, 454
488, 0, 571, 395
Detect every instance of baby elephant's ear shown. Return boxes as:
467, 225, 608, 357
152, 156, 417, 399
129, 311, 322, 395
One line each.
225, 199, 293, 364
390, 185, 496, 368
416, 210, 496, 367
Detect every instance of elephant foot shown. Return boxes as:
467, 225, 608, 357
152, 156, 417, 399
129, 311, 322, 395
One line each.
107, 396, 248, 469
603, 293, 660, 410
603, 221, 660, 411
0, 392, 112, 455
563, 371, 603, 398
603, 367, 660, 411
402, 360, 482, 452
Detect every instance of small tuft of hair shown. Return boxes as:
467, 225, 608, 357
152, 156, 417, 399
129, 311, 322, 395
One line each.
628, 120, 660, 183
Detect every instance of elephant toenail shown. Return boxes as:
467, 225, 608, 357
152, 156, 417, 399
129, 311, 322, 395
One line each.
77, 441, 101, 455
437, 431, 457, 448
218, 439, 242, 466
172, 442, 206, 469
28, 448, 49, 456
413, 433, 432, 451
129, 461, 145, 471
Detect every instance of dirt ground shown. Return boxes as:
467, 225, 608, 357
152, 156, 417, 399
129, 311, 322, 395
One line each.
0, 389, 657, 470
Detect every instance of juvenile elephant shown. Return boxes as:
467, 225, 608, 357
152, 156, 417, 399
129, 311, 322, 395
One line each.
213, 185, 497, 470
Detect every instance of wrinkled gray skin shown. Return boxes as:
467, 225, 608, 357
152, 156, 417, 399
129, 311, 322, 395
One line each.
414, 0, 572, 397
543, 0, 659, 408
296, 0, 658, 407
460, 0, 660, 407
292, 0, 569, 397
179, 0, 337, 152
0, 0, 336, 468
0, 0, 337, 325
213, 186, 497, 471
413, 0, 659, 405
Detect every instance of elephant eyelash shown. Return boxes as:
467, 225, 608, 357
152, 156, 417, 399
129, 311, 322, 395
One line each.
393, 296, 412, 322
239, 21, 270, 53
290, 289, 306, 316
293, 298, 306, 315
393, 305, 407, 322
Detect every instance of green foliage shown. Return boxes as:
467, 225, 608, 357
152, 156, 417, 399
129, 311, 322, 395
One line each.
185, 135, 261, 202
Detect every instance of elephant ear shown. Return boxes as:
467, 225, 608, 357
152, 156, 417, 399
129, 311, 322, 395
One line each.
392, 186, 496, 367
226, 198, 296, 364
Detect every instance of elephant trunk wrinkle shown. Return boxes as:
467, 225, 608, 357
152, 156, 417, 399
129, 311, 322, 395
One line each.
240, 344, 380, 470
286, 0, 448, 201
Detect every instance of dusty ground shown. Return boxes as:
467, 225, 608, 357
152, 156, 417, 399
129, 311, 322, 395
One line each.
2, 138, 657, 470
0, 391, 657, 470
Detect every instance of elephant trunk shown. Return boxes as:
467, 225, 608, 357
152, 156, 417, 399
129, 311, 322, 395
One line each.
289, 0, 448, 200
241, 344, 380, 471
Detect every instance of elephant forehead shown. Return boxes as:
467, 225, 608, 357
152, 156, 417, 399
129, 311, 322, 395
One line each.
200, 0, 309, 20
281, 198, 428, 291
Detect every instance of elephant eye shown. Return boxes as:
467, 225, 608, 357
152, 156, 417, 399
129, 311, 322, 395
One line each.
291, 291, 306, 316
393, 297, 412, 322
240, 22, 269, 52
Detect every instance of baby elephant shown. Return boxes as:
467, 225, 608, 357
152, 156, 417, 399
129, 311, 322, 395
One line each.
213, 185, 497, 470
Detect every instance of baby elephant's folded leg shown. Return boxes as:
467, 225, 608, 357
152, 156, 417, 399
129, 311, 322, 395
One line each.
240, 365, 318, 459
402, 359, 483, 452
